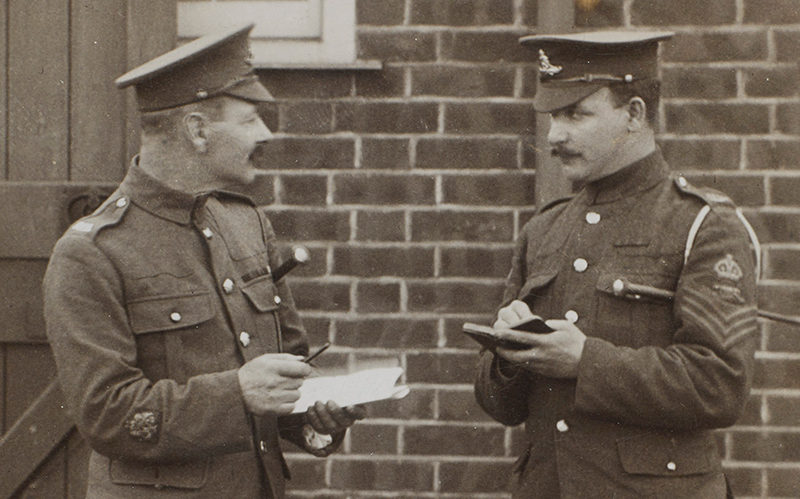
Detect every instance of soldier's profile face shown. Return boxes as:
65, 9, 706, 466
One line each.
547, 87, 631, 184
205, 97, 272, 185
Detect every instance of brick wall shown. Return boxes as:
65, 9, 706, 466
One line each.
248, 1, 800, 497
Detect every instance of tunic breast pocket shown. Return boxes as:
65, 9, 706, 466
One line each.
518, 270, 559, 315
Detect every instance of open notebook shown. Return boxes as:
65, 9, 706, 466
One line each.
292, 366, 410, 414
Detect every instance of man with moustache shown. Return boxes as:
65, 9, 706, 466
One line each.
43, 24, 363, 498
474, 31, 758, 498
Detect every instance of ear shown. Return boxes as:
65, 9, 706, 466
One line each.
183, 112, 209, 153
626, 97, 647, 132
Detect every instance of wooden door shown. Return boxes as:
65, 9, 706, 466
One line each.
0, 2, 175, 497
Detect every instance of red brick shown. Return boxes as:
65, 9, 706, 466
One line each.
777, 103, 800, 134
334, 173, 435, 205
411, 210, 514, 242
776, 29, 800, 62
520, 65, 538, 98
266, 209, 350, 241
255, 137, 355, 170
283, 458, 327, 490
441, 31, 532, 63
356, 0, 406, 25
415, 137, 518, 170
723, 467, 763, 497
336, 318, 439, 348
335, 102, 438, 133
764, 248, 800, 279
769, 177, 800, 206
440, 246, 514, 278
290, 281, 351, 312
404, 424, 505, 455
663, 32, 767, 63
368, 387, 436, 419
737, 394, 762, 426
407, 281, 505, 314
510, 426, 528, 455
744, 66, 800, 98
767, 468, 800, 497
355, 210, 406, 241
354, 282, 402, 313
280, 101, 334, 134
406, 351, 481, 384
683, 173, 765, 207
299, 316, 331, 346
665, 103, 770, 134
521, 0, 537, 26
361, 138, 410, 170
744, 0, 800, 23
731, 431, 800, 461
354, 66, 405, 98
358, 31, 437, 62
766, 395, 800, 426
753, 357, 800, 390
411, 65, 515, 97
759, 281, 800, 314
410, 0, 513, 26
333, 246, 434, 277
438, 389, 494, 422
445, 102, 536, 134
330, 459, 434, 491
575, 0, 624, 27
747, 140, 800, 170
631, 0, 736, 25
439, 460, 513, 493
278, 174, 327, 206
747, 211, 800, 243
348, 423, 399, 454
765, 321, 800, 352
442, 173, 537, 206
662, 67, 737, 99
258, 70, 352, 99
660, 139, 740, 170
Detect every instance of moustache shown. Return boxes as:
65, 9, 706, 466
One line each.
550, 147, 581, 159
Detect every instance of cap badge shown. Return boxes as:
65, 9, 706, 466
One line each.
538, 49, 563, 77
714, 254, 743, 282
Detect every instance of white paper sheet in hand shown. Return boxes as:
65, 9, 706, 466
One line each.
292, 366, 410, 414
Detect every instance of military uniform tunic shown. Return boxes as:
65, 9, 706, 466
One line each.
475, 151, 757, 498
44, 162, 324, 498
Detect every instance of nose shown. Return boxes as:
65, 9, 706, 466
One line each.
547, 117, 567, 146
255, 118, 273, 142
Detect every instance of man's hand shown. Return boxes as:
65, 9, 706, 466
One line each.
494, 299, 538, 329
238, 353, 311, 416
493, 310, 588, 379
306, 401, 366, 435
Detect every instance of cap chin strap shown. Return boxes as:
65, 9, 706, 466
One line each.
683, 205, 761, 282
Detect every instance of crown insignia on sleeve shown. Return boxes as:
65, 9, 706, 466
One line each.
538, 49, 563, 77
714, 254, 743, 282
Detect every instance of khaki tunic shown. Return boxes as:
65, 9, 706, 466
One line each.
475, 151, 757, 499
44, 163, 325, 498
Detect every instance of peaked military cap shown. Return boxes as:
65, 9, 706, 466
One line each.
115, 23, 273, 112
519, 30, 674, 113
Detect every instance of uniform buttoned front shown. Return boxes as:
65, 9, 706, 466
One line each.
475, 151, 757, 499
43, 164, 311, 498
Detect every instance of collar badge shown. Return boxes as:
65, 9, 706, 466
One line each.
539, 49, 563, 77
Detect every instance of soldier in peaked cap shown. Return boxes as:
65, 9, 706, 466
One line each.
43, 24, 363, 498
474, 31, 758, 498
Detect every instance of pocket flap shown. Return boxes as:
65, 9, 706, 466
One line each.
241, 276, 280, 313
617, 432, 717, 477
109, 459, 208, 489
128, 293, 214, 335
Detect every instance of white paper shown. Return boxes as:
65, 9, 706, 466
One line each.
292, 366, 410, 414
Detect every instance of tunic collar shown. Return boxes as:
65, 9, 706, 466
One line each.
118, 156, 209, 225
582, 149, 669, 205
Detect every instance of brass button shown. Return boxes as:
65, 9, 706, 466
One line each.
259, 440, 268, 453
202, 227, 213, 239
169, 312, 182, 323
585, 212, 601, 224
239, 331, 251, 347
613, 279, 625, 294
115, 197, 128, 208
666, 461, 677, 471
222, 278, 234, 294
556, 419, 569, 432
274, 295, 282, 305
573, 258, 588, 272
565, 310, 579, 323
677, 176, 688, 188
